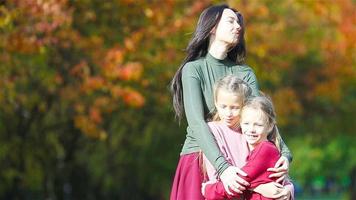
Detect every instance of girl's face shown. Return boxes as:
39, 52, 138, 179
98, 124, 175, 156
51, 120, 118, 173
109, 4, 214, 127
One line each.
240, 107, 270, 148
215, 89, 241, 128
213, 9, 241, 45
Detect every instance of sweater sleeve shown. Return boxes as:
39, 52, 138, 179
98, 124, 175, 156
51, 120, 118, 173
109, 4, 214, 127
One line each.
182, 64, 230, 176
203, 181, 239, 200
275, 127, 293, 162
244, 68, 260, 97
284, 179, 295, 200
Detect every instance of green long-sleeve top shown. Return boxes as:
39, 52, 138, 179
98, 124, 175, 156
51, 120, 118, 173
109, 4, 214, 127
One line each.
181, 53, 292, 176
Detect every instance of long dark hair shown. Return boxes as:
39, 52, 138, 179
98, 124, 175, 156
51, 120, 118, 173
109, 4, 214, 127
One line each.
170, 4, 247, 121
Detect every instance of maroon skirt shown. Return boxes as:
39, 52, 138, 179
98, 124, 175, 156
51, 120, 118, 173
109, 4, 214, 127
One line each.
170, 152, 205, 200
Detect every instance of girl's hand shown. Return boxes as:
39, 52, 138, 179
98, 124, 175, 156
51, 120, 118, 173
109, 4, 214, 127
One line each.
220, 166, 249, 195
267, 156, 289, 183
253, 182, 285, 198
276, 187, 292, 200
254, 182, 292, 199
201, 180, 214, 196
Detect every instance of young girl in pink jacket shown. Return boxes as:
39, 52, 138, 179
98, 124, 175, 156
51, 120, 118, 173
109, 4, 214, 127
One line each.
202, 75, 294, 200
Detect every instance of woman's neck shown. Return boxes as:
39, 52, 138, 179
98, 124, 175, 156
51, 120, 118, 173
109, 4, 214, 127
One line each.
208, 37, 230, 60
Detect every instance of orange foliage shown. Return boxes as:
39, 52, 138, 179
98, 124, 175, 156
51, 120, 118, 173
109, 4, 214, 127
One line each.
7, 0, 72, 50
1, 0, 150, 138
272, 88, 302, 126
89, 107, 102, 124
81, 77, 105, 93
74, 115, 106, 139
314, 79, 342, 103
122, 88, 145, 108
158, 1, 210, 37
3, 0, 352, 139
70, 61, 89, 77
104, 48, 124, 65
117, 62, 143, 81
124, 30, 144, 52
234, 0, 354, 125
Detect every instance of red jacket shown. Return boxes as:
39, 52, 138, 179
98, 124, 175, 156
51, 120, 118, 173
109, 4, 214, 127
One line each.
204, 141, 280, 200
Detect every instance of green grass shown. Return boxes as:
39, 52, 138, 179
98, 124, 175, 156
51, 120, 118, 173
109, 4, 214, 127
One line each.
297, 194, 345, 200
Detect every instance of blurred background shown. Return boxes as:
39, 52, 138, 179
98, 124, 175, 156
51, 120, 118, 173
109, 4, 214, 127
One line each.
0, 0, 355, 199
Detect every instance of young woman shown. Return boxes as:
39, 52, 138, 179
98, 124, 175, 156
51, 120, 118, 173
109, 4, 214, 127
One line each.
170, 4, 292, 200
201, 76, 293, 200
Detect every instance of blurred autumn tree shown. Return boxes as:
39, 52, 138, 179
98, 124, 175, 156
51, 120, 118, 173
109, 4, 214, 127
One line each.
0, 0, 354, 199
0, 0, 207, 199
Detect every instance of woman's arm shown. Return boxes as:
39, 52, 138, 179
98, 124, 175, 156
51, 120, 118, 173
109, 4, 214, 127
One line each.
267, 128, 292, 183
181, 64, 230, 175
276, 127, 293, 162
182, 64, 249, 194
243, 68, 259, 97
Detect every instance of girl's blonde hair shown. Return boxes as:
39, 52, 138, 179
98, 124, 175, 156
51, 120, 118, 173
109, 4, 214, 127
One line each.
209, 75, 252, 121
241, 95, 281, 151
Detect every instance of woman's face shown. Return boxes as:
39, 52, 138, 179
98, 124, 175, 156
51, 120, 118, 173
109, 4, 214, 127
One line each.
215, 89, 241, 128
213, 8, 241, 45
240, 107, 270, 148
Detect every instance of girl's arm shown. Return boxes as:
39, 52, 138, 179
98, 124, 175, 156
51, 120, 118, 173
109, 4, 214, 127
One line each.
203, 142, 280, 199
239, 142, 280, 186
203, 181, 241, 200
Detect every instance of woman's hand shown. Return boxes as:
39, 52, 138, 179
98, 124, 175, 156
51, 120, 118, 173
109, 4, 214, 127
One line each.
276, 187, 292, 200
253, 182, 285, 198
254, 182, 292, 200
220, 166, 249, 195
267, 156, 289, 183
